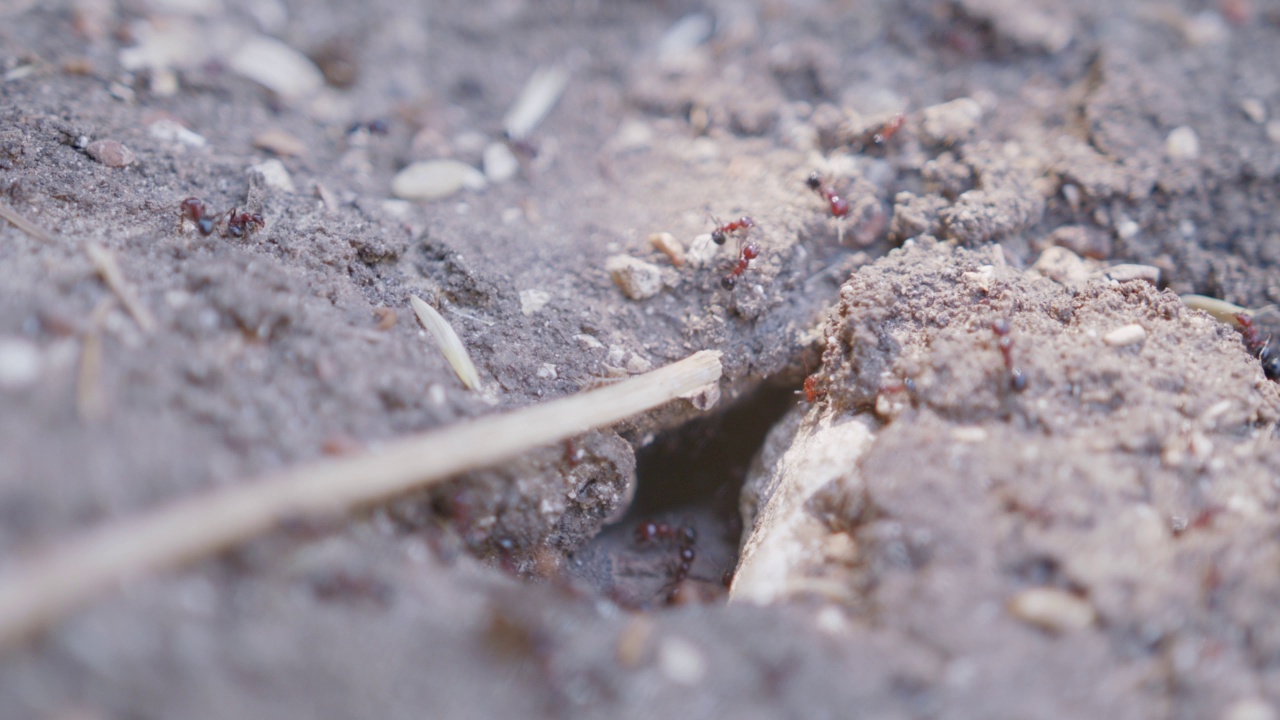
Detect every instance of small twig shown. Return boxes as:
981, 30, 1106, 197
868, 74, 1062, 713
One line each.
0, 350, 723, 649
0, 202, 57, 244
86, 242, 157, 334
76, 298, 114, 422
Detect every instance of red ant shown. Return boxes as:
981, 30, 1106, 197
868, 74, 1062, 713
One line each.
803, 374, 825, 403
634, 519, 698, 604
179, 197, 217, 235
1236, 313, 1280, 381
872, 113, 906, 146
710, 215, 755, 246
806, 172, 849, 218
224, 208, 265, 238
721, 241, 760, 290
179, 197, 265, 238
992, 318, 1027, 392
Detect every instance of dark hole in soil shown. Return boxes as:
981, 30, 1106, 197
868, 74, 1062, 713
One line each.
566, 382, 797, 609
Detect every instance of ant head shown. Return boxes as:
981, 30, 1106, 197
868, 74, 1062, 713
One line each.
740, 216, 756, 228
741, 242, 760, 260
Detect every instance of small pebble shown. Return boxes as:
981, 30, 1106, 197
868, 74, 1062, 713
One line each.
1241, 98, 1267, 124
1267, 121, 1280, 145
248, 158, 295, 193
605, 255, 663, 300
1031, 246, 1089, 288
504, 65, 568, 141
648, 232, 685, 266
228, 35, 324, 102
483, 142, 519, 183
1048, 225, 1111, 260
85, 139, 136, 168
536, 363, 558, 380
1166, 126, 1200, 161
1102, 264, 1160, 285
685, 233, 721, 268
625, 355, 652, 374
392, 160, 486, 201
1222, 698, 1277, 720
519, 289, 551, 316
253, 129, 307, 157
1007, 588, 1096, 633
615, 617, 654, 669
657, 636, 707, 686
1104, 324, 1147, 347
148, 118, 206, 147
0, 338, 41, 390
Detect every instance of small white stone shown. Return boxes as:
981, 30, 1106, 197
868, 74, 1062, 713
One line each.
605, 255, 663, 300
148, 118, 206, 147
248, 158, 295, 193
1267, 121, 1280, 145
952, 426, 989, 443
1222, 698, 1277, 720
685, 233, 722, 268
519, 289, 551, 316
0, 338, 40, 389
1241, 98, 1268, 124
1007, 588, 1096, 633
1102, 264, 1160, 285
1115, 219, 1140, 240
536, 363, 558, 380
1166, 126, 1200, 161
228, 35, 324, 102
609, 119, 653, 152
657, 636, 707, 686
483, 142, 519, 183
392, 160, 486, 201
625, 355, 652, 374
648, 232, 685, 267
1104, 324, 1147, 347
574, 334, 604, 350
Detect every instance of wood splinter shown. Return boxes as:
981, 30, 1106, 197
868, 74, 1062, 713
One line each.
0, 349, 724, 649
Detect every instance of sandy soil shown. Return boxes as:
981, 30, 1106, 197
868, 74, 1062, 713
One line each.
2, 0, 1280, 718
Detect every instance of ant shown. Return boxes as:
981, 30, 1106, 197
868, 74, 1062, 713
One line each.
872, 113, 906, 146
1236, 313, 1280, 381
178, 197, 265, 239
710, 215, 755, 246
992, 318, 1027, 392
721, 241, 760, 290
806, 172, 849, 218
224, 208, 265, 238
179, 197, 217, 235
634, 519, 698, 604
803, 374, 825, 403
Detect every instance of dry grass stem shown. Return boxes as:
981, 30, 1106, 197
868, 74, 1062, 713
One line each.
76, 298, 114, 422
411, 295, 482, 389
0, 349, 723, 649
0, 202, 57, 244
86, 242, 157, 334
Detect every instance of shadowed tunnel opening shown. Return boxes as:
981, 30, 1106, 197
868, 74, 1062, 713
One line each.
567, 382, 798, 608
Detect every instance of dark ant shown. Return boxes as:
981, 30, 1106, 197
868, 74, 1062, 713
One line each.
634, 519, 699, 604
179, 197, 217, 235
224, 208, 265, 238
992, 318, 1027, 392
872, 113, 906, 146
721, 241, 760, 290
178, 197, 265, 239
805, 172, 849, 218
710, 215, 755, 246
1236, 313, 1280, 381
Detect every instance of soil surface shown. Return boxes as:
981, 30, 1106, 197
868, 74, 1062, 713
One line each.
2, 0, 1280, 718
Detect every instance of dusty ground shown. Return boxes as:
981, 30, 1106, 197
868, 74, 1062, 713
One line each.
2, 0, 1280, 717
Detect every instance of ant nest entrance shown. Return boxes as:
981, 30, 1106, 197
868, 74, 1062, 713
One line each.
565, 384, 797, 609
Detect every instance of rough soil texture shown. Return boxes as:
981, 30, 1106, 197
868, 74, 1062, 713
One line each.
2, 0, 1280, 718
